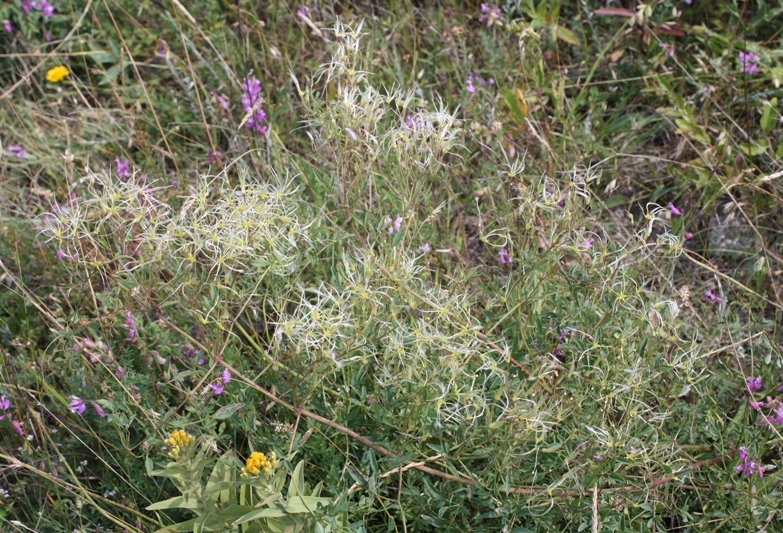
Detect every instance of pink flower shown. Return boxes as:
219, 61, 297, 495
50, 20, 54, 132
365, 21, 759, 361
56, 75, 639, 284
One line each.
684, 231, 693, 239
667, 203, 682, 217
386, 215, 403, 234
241, 76, 267, 136
296, 5, 309, 19
405, 114, 422, 130
739, 51, 760, 75
38, 0, 54, 18
703, 289, 724, 304
92, 403, 105, 418
220, 367, 231, 384
116, 366, 125, 380
747, 376, 762, 393
210, 382, 224, 395
7, 145, 26, 158
209, 150, 224, 165
478, 3, 503, 27
583, 236, 595, 249
466, 74, 476, 94
115, 157, 131, 179
3, 20, 12, 34
11, 420, 25, 436
659, 42, 675, 58
498, 247, 512, 264
69, 396, 86, 415
209, 91, 230, 113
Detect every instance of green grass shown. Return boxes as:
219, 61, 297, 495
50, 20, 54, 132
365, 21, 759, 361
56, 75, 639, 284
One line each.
1, 1, 782, 532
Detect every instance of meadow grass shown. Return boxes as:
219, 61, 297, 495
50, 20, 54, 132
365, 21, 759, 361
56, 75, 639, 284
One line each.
1, 1, 782, 531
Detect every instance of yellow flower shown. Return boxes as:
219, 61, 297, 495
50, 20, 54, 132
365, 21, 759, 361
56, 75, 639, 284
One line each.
164, 429, 195, 458
244, 451, 278, 476
46, 66, 70, 83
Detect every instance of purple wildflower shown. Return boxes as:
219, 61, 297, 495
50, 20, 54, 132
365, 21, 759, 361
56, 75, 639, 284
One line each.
295, 5, 309, 19
3, 20, 12, 34
498, 247, 512, 264
583, 236, 595, 249
747, 376, 762, 393
667, 203, 682, 217
56, 249, 67, 260
92, 403, 105, 418
21, 1, 36, 12
659, 42, 675, 58
478, 3, 502, 27
43, 31, 50, 42
11, 420, 25, 436
773, 403, 783, 425
209, 91, 229, 113
7, 145, 26, 158
749, 400, 762, 411
38, 0, 54, 18
210, 382, 224, 395
735, 446, 763, 477
738, 51, 760, 75
0, 395, 9, 421
123, 311, 136, 339
116, 365, 125, 380
419, 243, 431, 253
405, 114, 422, 130
115, 157, 131, 179
197, 358, 205, 366
703, 289, 724, 304
69, 396, 86, 415
386, 215, 403, 234
209, 150, 224, 165
241, 76, 267, 135
466, 74, 476, 94
684, 231, 693, 239
220, 367, 231, 384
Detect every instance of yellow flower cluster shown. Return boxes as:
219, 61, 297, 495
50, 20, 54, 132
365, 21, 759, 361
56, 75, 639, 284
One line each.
243, 451, 278, 476
164, 429, 195, 458
46, 66, 70, 83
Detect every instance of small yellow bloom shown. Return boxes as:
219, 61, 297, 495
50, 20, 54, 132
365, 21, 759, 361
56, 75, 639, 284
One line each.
164, 429, 195, 458
46, 66, 70, 83
243, 451, 277, 476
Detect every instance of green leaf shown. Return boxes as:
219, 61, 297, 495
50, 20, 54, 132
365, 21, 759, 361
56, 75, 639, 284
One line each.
288, 460, 305, 498
213, 402, 245, 420
152, 519, 198, 533
285, 495, 330, 514
150, 466, 190, 479
147, 496, 200, 511
555, 25, 580, 46
234, 507, 288, 525
760, 99, 777, 133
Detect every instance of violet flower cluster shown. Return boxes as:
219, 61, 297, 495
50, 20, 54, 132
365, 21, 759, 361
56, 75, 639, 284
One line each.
22, 0, 54, 18
241, 76, 267, 136
385, 215, 403, 234
738, 52, 760, 75
735, 446, 763, 477
746, 377, 783, 430
210, 367, 232, 395
115, 157, 131, 179
69, 396, 105, 418
466, 72, 494, 94
478, 3, 502, 27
